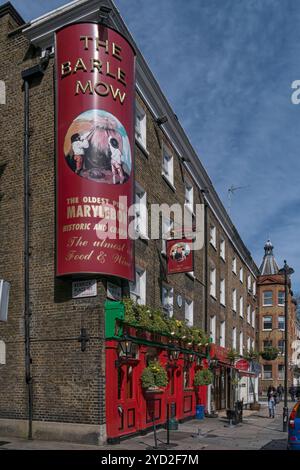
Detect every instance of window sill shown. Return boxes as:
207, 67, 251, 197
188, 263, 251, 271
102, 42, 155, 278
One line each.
210, 294, 217, 301
161, 173, 176, 192
220, 256, 226, 263
232, 271, 237, 276
209, 242, 217, 251
220, 302, 226, 308
135, 138, 149, 157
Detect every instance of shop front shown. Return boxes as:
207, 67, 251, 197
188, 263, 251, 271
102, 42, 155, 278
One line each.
209, 344, 238, 411
236, 359, 258, 407
105, 301, 208, 442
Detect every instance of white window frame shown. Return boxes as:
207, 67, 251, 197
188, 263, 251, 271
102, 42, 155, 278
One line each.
232, 288, 237, 312
232, 327, 237, 349
239, 331, 243, 356
247, 304, 251, 324
162, 284, 174, 317
209, 226, 216, 249
263, 364, 272, 380
0, 80, 5, 105
278, 316, 285, 331
162, 145, 174, 186
247, 337, 251, 352
232, 257, 237, 274
0, 340, 6, 365
278, 291, 285, 306
220, 278, 225, 306
247, 275, 252, 292
161, 217, 173, 254
251, 339, 255, 351
239, 267, 243, 283
184, 181, 194, 214
252, 281, 256, 296
239, 296, 244, 318
220, 238, 225, 261
263, 315, 272, 331
210, 315, 216, 343
135, 184, 148, 239
130, 268, 146, 305
135, 101, 147, 149
278, 339, 285, 355
252, 310, 255, 328
263, 291, 273, 306
220, 321, 225, 347
278, 364, 285, 380
210, 268, 216, 299
185, 299, 194, 327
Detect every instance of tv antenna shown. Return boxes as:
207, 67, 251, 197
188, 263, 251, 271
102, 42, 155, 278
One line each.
227, 184, 249, 214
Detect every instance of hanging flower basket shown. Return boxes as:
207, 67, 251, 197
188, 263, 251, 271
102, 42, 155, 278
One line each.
194, 369, 213, 386
227, 348, 239, 364
260, 347, 279, 361
141, 360, 168, 391
144, 386, 165, 394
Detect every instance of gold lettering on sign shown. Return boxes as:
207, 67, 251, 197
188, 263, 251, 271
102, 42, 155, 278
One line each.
74, 58, 87, 73
62, 36, 128, 101
75, 80, 93, 95
80, 35, 93, 50
61, 61, 72, 77
94, 82, 110, 97
112, 43, 122, 61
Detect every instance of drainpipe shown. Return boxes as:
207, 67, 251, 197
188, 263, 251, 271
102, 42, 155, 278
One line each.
200, 190, 209, 413
21, 54, 50, 440
200, 190, 209, 334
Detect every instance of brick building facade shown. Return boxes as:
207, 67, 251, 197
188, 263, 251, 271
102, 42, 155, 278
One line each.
0, 1, 259, 444
257, 240, 297, 395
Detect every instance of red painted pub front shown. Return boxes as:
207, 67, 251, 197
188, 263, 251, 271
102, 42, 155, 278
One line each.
105, 301, 208, 442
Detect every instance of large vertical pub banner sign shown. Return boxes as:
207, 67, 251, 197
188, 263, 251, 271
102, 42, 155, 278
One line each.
56, 23, 135, 280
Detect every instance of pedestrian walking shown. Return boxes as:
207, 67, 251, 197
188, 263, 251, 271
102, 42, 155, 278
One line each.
268, 393, 276, 418
289, 385, 296, 402
267, 385, 276, 400
277, 385, 283, 402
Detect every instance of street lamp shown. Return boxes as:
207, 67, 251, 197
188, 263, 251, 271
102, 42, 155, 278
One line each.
278, 260, 294, 432
115, 336, 134, 367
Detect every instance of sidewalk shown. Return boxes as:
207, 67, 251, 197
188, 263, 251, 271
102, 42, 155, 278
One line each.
0, 401, 289, 451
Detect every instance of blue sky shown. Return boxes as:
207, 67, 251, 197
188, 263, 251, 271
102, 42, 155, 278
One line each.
5, 0, 300, 289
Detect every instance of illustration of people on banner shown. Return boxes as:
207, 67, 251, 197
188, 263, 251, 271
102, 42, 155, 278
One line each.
65, 109, 131, 184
